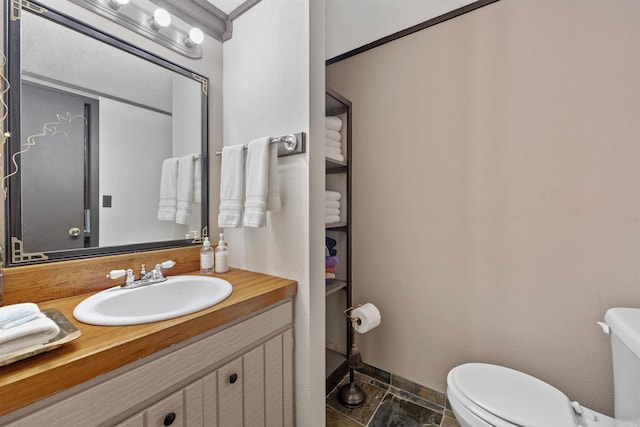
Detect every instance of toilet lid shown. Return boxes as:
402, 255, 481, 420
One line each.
450, 363, 578, 427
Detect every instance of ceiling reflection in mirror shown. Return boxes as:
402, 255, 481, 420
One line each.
4, 3, 209, 266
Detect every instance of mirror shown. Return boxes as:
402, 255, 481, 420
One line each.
4, 2, 209, 266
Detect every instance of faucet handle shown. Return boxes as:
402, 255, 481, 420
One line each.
107, 269, 126, 279
160, 260, 175, 269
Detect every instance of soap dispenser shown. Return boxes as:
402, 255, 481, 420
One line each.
215, 233, 228, 273
200, 237, 214, 275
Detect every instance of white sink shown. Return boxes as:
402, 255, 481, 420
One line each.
73, 276, 233, 326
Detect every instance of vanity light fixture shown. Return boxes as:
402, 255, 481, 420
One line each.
106, 0, 129, 10
149, 8, 171, 31
185, 27, 204, 48
68, 0, 205, 58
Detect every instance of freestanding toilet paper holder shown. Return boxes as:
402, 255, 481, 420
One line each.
338, 305, 367, 408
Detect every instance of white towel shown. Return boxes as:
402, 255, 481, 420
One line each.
326, 152, 345, 163
193, 155, 202, 204
218, 144, 245, 228
326, 146, 343, 156
157, 157, 179, 221
325, 190, 342, 201
325, 200, 341, 209
325, 139, 342, 149
325, 116, 343, 131
244, 137, 272, 227
0, 303, 60, 357
325, 207, 340, 216
325, 129, 342, 142
325, 215, 341, 224
176, 154, 195, 225
266, 142, 281, 212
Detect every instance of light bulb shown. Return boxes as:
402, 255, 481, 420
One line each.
185, 27, 204, 47
106, 0, 129, 10
149, 8, 171, 30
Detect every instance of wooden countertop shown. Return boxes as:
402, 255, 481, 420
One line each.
0, 268, 297, 417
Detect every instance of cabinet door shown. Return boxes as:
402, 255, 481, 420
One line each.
217, 357, 244, 427
243, 345, 265, 426
145, 390, 184, 427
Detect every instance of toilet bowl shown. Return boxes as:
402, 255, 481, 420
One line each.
447, 308, 640, 427
447, 363, 621, 427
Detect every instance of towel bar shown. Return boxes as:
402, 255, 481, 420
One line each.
215, 132, 306, 158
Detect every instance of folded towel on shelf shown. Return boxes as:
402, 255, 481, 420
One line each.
325, 265, 337, 273
325, 200, 341, 209
326, 152, 345, 163
218, 144, 245, 228
0, 303, 60, 357
157, 157, 179, 221
325, 116, 343, 131
193, 154, 202, 204
325, 191, 342, 201
325, 272, 336, 280
325, 207, 341, 217
325, 129, 342, 142
324, 139, 342, 149
244, 137, 272, 227
325, 215, 341, 224
176, 154, 195, 225
326, 146, 343, 156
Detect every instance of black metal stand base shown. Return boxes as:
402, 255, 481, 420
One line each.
337, 381, 366, 408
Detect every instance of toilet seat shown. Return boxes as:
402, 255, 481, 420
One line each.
448, 363, 579, 427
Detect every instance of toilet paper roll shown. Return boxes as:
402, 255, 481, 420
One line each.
351, 303, 381, 334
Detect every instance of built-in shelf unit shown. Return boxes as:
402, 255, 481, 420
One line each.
325, 88, 352, 393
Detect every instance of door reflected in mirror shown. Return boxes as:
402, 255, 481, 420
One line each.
4, 3, 209, 265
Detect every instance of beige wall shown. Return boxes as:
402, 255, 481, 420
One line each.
327, 0, 640, 416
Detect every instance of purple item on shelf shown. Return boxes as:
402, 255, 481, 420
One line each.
325, 256, 339, 268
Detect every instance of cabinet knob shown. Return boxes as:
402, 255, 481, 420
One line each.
163, 412, 176, 426
229, 373, 238, 384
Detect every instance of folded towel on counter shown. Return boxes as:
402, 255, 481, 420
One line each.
218, 144, 245, 228
325, 191, 342, 201
157, 157, 179, 221
244, 137, 272, 227
325, 215, 341, 224
193, 155, 202, 204
325, 129, 342, 142
325, 207, 341, 217
176, 154, 195, 225
325, 139, 342, 149
325, 116, 343, 131
0, 303, 60, 357
326, 200, 341, 209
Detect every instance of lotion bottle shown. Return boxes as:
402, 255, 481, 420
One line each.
200, 237, 214, 275
215, 233, 228, 273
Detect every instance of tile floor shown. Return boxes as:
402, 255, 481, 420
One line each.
326, 368, 460, 427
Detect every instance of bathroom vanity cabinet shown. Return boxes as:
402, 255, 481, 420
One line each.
1, 299, 294, 426
325, 88, 352, 393
0, 269, 296, 427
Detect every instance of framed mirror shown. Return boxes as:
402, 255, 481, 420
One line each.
3, 1, 209, 266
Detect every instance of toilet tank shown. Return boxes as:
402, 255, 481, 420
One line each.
604, 308, 640, 420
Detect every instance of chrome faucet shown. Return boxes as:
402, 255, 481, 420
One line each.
107, 260, 176, 289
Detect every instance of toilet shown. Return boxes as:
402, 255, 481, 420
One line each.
447, 308, 640, 427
